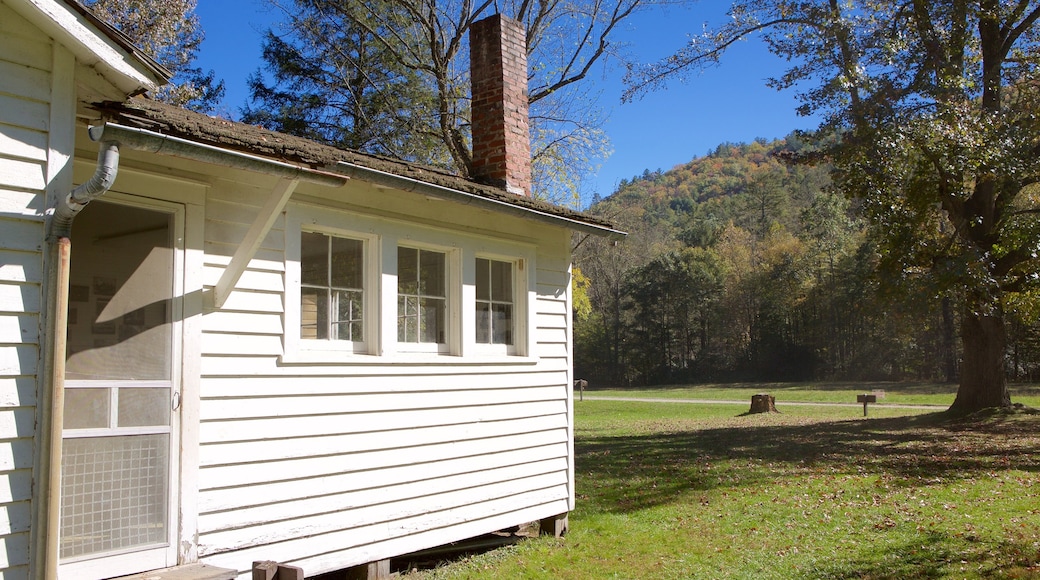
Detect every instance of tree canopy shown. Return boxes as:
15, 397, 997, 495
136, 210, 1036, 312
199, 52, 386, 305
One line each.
574, 137, 1040, 389
86, 0, 224, 112
624, 0, 1040, 413
243, 0, 644, 204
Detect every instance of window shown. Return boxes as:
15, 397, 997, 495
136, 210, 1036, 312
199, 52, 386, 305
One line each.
284, 202, 534, 362
397, 247, 447, 344
300, 231, 365, 341
476, 258, 513, 345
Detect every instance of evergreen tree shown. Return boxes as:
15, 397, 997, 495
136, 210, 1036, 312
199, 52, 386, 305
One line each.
244, 0, 643, 203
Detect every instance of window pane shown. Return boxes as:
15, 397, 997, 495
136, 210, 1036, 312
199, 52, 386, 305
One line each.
333, 289, 363, 341
398, 247, 418, 294
398, 295, 418, 342
330, 237, 363, 289
419, 250, 445, 297
66, 202, 173, 381
476, 302, 490, 344
300, 287, 327, 339
300, 231, 328, 286
118, 387, 170, 427
60, 434, 169, 559
64, 388, 109, 429
476, 258, 490, 301
492, 303, 513, 345
491, 260, 513, 302
420, 297, 446, 343
303, 233, 365, 342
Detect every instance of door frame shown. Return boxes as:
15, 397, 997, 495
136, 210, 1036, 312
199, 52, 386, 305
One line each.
55, 180, 204, 578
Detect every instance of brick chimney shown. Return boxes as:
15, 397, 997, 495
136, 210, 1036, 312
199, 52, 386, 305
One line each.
470, 14, 531, 196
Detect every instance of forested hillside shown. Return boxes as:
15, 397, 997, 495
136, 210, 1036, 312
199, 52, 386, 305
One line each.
574, 137, 1040, 386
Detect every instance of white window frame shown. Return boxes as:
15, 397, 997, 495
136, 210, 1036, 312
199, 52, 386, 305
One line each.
393, 242, 461, 356
283, 201, 535, 364
284, 205, 381, 360
471, 254, 526, 357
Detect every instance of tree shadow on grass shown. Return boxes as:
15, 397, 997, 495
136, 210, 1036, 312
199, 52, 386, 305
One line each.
575, 411, 1040, 516
794, 530, 1040, 579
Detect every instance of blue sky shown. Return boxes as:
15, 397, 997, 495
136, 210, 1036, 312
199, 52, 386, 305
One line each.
193, 1, 821, 204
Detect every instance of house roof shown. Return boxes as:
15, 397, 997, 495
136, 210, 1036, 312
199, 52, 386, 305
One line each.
93, 98, 624, 238
60, 0, 172, 82
7, 0, 169, 98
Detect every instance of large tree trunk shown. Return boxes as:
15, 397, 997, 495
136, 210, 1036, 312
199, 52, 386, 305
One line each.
950, 308, 1011, 414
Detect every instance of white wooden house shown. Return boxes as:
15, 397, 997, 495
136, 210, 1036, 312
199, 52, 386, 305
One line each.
0, 1, 623, 578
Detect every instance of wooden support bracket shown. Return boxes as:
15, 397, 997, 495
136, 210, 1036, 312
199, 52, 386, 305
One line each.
212, 177, 299, 309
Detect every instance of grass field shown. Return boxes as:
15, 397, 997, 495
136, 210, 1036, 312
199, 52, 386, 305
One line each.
404, 388, 1040, 579
581, 381, 1040, 408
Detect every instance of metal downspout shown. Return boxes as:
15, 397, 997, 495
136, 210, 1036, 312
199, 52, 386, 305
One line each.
37, 141, 120, 579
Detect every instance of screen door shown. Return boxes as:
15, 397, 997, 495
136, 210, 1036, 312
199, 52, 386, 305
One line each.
59, 198, 182, 577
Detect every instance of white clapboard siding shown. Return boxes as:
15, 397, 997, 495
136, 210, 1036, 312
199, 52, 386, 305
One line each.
0, 379, 35, 409
0, 221, 42, 254
0, 62, 50, 104
0, 285, 40, 318
0, 532, 29, 570
0, 252, 42, 285
199, 429, 567, 489
201, 385, 561, 421
201, 333, 283, 356
214, 289, 283, 314
0, 440, 32, 473
191, 172, 577, 574
536, 310, 569, 330
200, 399, 565, 443
202, 414, 566, 466
0, 348, 36, 380
0, 14, 50, 577
0, 10, 51, 73
0, 124, 47, 164
0, 159, 45, 196
199, 447, 567, 513
202, 266, 283, 293
199, 355, 557, 376
201, 370, 567, 397
200, 485, 566, 560
534, 294, 568, 317
0, 95, 48, 134
199, 461, 566, 535
0, 316, 37, 346
204, 239, 285, 267
0, 188, 44, 219
202, 311, 284, 335
0, 502, 30, 537
200, 471, 567, 554
205, 222, 285, 255
202, 493, 570, 577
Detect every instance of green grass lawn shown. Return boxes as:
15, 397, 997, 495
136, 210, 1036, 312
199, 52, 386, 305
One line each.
404, 391, 1040, 579
582, 381, 1040, 408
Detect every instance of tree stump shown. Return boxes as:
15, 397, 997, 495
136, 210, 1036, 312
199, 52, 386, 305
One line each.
749, 393, 778, 414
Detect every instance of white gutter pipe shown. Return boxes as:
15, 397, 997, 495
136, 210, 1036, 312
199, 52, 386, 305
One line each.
50, 140, 121, 239
36, 139, 121, 580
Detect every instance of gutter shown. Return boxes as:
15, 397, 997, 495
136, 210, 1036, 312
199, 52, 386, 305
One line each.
91, 123, 347, 188
36, 139, 120, 580
333, 160, 627, 241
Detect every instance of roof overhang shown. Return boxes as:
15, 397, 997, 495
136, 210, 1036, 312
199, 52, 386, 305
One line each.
332, 161, 627, 241
7, 0, 168, 97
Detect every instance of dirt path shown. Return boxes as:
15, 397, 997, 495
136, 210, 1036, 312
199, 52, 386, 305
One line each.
581, 395, 944, 410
